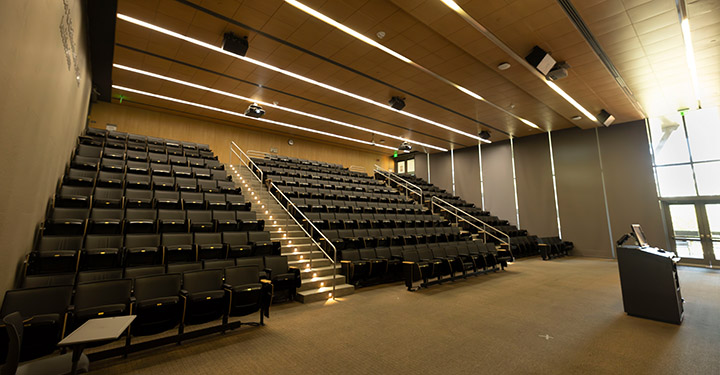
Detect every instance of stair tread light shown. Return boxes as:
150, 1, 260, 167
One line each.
116, 13, 480, 143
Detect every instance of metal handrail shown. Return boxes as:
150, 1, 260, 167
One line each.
374, 165, 423, 202
430, 196, 512, 254
267, 182, 337, 299
230, 142, 263, 183
229, 141, 337, 298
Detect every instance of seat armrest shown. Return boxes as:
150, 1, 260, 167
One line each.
179, 289, 189, 297
223, 283, 232, 289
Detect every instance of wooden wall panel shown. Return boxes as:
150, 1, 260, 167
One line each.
89, 102, 392, 174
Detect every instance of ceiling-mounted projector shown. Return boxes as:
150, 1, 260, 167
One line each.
398, 142, 412, 152
245, 103, 265, 118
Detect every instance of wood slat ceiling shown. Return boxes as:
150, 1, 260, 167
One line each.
110, 0, 716, 154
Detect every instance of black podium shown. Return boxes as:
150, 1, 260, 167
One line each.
617, 245, 683, 324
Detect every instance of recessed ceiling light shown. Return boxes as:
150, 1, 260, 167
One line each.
112, 85, 397, 151
571, 116, 582, 120
498, 62, 511, 70
117, 13, 486, 142
283, 0, 542, 131
113, 64, 448, 151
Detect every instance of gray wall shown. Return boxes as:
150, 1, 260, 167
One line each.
598, 121, 666, 251
429, 152, 453, 195
482, 142, 517, 226
414, 153, 428, 181
514, 133, 559, 237
552, 128, 613, 257
454, 146, 482, 208
0, 0, 92, 299
426, 121, 664, 259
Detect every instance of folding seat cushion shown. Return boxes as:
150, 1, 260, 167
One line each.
29, 236, 82, 274
147, 136, 164, 146
182, 192, 205, 210
358, 248, 386, 278
124, 265, 165, 281
340, 249, 369, 285
187, 210, 214, 233
338, 229, 361, 249
197, 143, 211, 152
198, 179, 218, 193
54, 186, 92, 208
217, 180, 240, 195
158, 209, 187, 233
43, 207, 88, 236
132, 274, 183, 336
124, 234, 162, 266
416, 247, 451, 279
445, 245, 476, 275
248, 231, 278, 256
87, 208, 123, 235
101, 158, 125, 173
125, 188, 153, 209
76, 269, 124, 283
152, 176, 175, 191
205, 159, 223, 170
176, 177, 199, 192
167, 146, 184, 157
214, 210, 238, 232
93, 187, 123, 208
431, 247, 463, 278
456, 242, 487, 270
126, 161, 150, 175
162, 233, 195, 263
107, 131, 128, 142
72, 279, 133, 327
76, 144, 103, 158
82, 234, 123, 270
20, 273, 75, 288
173, 166, 193, 178
226, 194, 251, 211
193, 167, 212, 180
224, 266, 270, 319
0, 286, 74, 361
263, 256, 300, 301
166, 262, 202, 274
401, 250, 432, 288
148, 152, 168, 164
237, 211, 263, 231
211, 170, 228, 181
95, 171, 123, 189
86, 127, 107, 137
71, 155, 100, 171
202, 259, 234, 270
126, 174, 151, 190
374, 247, 401, 278
63, 168, 97, 187
154, 191, 181, 209
181, 269, 228, 325
188, 157, 204, 168
151, 163, 173, 177
169, 155, 188, 166
223, 232, 252, 258
204, 192, 228, 210
127, 150, 148, 162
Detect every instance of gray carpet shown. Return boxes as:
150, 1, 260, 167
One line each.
88, 258, 720, 374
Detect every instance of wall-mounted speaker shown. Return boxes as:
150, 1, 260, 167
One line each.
222, 32, 249, 56
525, 46, 556, 76
597, 109, 615, 127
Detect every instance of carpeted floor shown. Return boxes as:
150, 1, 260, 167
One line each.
88, 257, 720, 375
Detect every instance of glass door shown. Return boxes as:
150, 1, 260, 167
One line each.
665, 201, 720, 267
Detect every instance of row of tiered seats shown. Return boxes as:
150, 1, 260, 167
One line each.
391, 173, 537, 251
3, 129, 297, 365
252, 154, 511, 289
538, 236, 574, 260
25, 130, 284, 277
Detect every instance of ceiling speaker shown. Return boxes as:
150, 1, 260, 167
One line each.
389, 96, 406, 111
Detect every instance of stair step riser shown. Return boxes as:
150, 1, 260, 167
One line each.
297, 275, 346, 292
296, 284, 355, 303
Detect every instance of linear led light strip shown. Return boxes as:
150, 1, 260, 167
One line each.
285, 0, 542, 130
112, 85, 397, 151
677, 0, 701, 108
438, 0, 598, 123
116, 14, 486, 143
113, 64, 448, 152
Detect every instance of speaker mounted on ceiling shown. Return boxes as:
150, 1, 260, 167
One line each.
222, 32, 249, 57
525, 46, 556, 76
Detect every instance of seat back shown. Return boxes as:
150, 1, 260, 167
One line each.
73, 279, 132, 313
134, 274, 182, 302
124, 265, 165, 280
202, 259, 235, 270
76, 269, 123, 283
1, 286, 73, 318
1, 312, 23, 375
248, 231, 270, 242
195, 232, 222, 245
182, 269, 224, 293
224, 266, 260, 286
167, 262, 203, 274
263, 256, 288, 274
124, 234, 160, 248
223, 232, 249, 245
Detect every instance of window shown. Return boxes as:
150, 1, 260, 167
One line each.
648, 108, 720, 198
